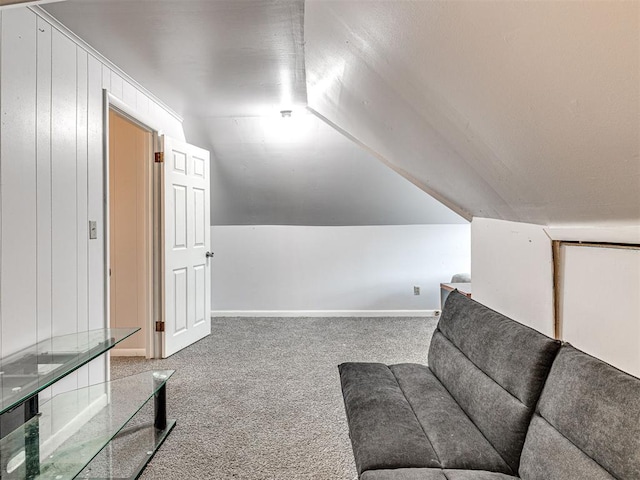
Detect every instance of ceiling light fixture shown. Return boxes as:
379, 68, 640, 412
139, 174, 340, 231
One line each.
280, 110, 292, 118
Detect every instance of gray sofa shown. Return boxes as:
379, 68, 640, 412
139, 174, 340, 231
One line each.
339, 291, 640, 480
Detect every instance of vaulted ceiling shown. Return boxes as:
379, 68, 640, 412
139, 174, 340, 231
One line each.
45, 0, 464, 225
44, 0, 639, 227
51, 0, 308, 118
305, 0, 640, 226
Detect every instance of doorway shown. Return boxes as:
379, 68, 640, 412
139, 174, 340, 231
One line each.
108, 109, 154, 357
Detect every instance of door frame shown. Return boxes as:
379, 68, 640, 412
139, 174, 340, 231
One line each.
103, 91, 163, 359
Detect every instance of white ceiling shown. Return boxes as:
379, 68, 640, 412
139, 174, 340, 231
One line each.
44, 0, 639, 227
202, 114, 464, 225
47, 0, 308, 118
45, 0, 464, 226
305, 0, 640, 226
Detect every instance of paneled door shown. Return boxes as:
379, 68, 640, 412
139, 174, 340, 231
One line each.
162, 136, 211, 357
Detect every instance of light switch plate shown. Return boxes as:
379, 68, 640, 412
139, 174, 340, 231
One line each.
89, 221, 98, 240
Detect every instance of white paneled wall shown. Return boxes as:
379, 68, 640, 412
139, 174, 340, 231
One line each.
0, 7, 184, 392
1, 8, 38, 359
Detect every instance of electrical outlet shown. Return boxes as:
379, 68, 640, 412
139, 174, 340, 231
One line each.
413, 286, 420, 296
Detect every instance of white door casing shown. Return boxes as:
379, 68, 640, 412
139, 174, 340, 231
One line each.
162, 135, 211, 357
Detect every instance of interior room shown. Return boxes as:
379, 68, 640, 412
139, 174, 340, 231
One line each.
0, 0, 638, 479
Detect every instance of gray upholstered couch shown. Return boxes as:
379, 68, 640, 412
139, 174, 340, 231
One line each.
339, 291, 640, 480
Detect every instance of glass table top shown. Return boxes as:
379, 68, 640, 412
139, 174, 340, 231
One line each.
0, 328, 139, 415
0, 369, 174, 480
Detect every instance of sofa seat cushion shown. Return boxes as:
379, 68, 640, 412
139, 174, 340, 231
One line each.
520, 345, 640, 480
390, 364, 512, 473
361, 469, 518, 480
339, 362, 513, 475
339, 362, 440, 474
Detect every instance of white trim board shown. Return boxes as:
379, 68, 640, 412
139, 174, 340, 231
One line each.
211, 310, 439, 318
545, 225, 640, 244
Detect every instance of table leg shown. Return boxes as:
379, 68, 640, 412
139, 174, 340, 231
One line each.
24, 395, 40, 479
154, 384, 167, 431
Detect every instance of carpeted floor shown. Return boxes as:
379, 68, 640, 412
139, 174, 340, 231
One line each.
111, 316, 438, 480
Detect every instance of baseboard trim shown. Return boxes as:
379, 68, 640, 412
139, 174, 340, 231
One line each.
110, 348, 146, 357
211, 310, 439, 318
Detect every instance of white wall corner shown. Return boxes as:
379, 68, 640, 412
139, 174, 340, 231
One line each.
471, 218, 555, 336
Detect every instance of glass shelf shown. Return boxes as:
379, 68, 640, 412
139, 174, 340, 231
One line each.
77, 401, 174, 479
0, 369, 175, 479
0, 328, 139, 415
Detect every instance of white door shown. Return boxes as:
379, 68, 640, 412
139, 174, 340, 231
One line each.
162, 135, 212, 357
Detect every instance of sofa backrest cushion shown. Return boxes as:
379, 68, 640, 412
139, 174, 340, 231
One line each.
428, 291, 561, 471
520, 344, 640, 480
434, 291, 561, 406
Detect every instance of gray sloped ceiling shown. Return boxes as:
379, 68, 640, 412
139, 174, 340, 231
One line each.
304, 0, 640, 226
188, 115, 465, 225
42, 0, 639, 227
43, 0, 466, 226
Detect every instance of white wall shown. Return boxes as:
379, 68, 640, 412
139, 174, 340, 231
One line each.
472, 217, 640, 376
471, 218, 555, 336
211, 225, 470, 314
559, 244, 640, 376
0, 7, 183, 392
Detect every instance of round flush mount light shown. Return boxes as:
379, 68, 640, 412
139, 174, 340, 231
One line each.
280, 110, 292, 118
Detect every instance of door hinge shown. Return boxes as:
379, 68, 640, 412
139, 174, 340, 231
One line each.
154, 152, 164, 163
155, 321, 165, 332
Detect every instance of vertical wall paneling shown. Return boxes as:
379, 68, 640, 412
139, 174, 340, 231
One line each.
36, 17, 53, 359
136, 91, 149, 117
88, 55, 106, 383
148, 101, 159, 126
76, 47, 89, 389
50, 27, 79, 399
0, 6, 185, 386
101, 64, 111, 368
101, 64, 111, 91
122, 79, 136, 107
35, 19, 54, 414
51, 28, 78, 338
0, 9, 38, 356
35, 18, 53, 413
87, 55, 103, 330
110, 71, 123, 99
35, 18, 53, 343
36, 18, 52, 408
0, 7, 3, 360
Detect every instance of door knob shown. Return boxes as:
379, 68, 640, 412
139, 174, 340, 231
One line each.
205, 251, 214, 258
